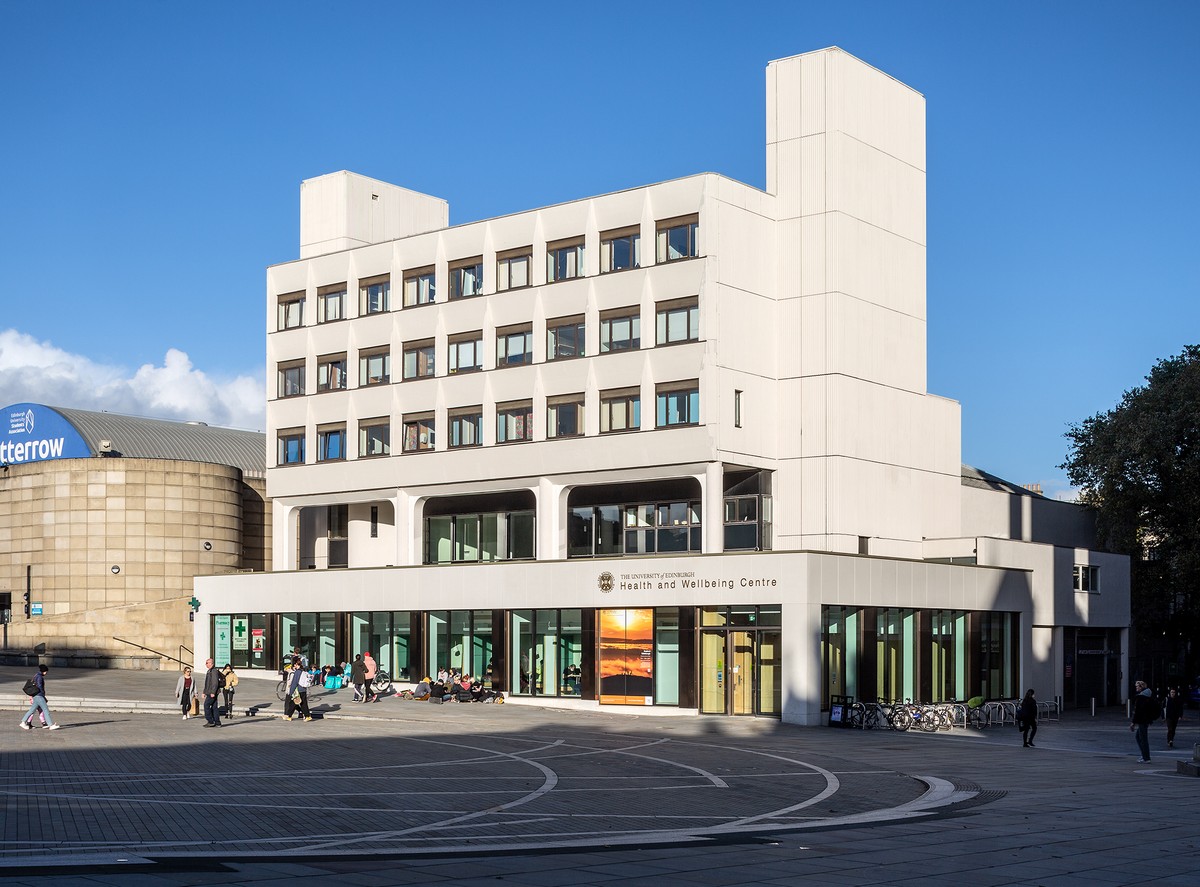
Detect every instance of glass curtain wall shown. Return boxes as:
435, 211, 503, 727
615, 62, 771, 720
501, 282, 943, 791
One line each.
929, 610, 967, 702
425, 512, 535, 564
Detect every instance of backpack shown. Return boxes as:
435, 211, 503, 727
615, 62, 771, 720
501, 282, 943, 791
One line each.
22, 678, 40, 697
1145, 695, 1159, 722
217, 671, 227, 689
298, 670, 313, 689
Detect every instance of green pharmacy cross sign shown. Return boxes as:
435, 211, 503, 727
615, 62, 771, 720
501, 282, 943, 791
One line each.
188, 596, 201, 611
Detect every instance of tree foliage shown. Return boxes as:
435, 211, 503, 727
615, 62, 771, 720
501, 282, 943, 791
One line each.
1062, 345, 1200, 645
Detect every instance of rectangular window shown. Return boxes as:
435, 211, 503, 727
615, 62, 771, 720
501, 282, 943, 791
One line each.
497, 249, 531, 291
724, 495, 764, 551
449, 410, 483, 448
600, 388, 640, 433
601, 227, 641, 273
547, 316, 585, 360
360, 275, 391, 315
734, 389, 742, 428
449, 258, 484, 300
656, 299, 699, 345
277, 429, 305, 465
317, 425, 346, 462
599, 309, 640, 353
497, 401, 533, 443
403, 415, 435, 452
496, 326, 533, 367
656, 216, 698, 262
317, 354, 347, 392
403, 268, 436, 307
547, 238, 584, 282
317, 284, 346, 322
547, 395, 584, 439
1073, 565, 1100, 593
359, 348, 390, 386
370, 506, 379, 538
359, 418, 390, 458
277, 292, 304, 330
277, 361, 305, 398
656, 382, 700, 427
403, 341, 436, 380
448, 334, 482, 374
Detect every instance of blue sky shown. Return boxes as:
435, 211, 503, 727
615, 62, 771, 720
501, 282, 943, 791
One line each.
1, 2, 1196, 497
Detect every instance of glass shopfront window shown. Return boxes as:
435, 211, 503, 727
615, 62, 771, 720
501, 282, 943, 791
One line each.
351, 611, 415, 682
510, 608, 582, 697
280, 612, 337, 670
820, 605, 1019, 709
427, 610, 495, 687
216, 613, 272, 669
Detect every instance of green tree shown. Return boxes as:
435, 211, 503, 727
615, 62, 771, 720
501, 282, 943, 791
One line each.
1062, 345, 1200, 670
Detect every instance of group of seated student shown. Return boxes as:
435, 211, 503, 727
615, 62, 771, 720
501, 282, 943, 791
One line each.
405, 669, 502, 703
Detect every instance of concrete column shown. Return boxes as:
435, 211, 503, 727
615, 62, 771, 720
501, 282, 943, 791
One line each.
704, 462, 724, 554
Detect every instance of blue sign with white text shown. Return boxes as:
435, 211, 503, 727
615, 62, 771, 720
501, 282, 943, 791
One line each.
0, 403, 91, 465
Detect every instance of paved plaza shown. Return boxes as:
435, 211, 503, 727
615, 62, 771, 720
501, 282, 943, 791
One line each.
2, 666, 1199, 885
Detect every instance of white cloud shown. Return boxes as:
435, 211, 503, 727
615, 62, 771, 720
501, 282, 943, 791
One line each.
0, 329, 265, 431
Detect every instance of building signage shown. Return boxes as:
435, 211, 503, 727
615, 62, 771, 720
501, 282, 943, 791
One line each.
251, 628, 265, 658
604, 569, 779, 592
0, 403, 91, 465
214, 614, 232, 665
31, 603, 43, 616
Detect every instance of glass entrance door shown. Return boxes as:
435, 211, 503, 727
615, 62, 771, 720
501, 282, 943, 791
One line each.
700, 629, 776, 716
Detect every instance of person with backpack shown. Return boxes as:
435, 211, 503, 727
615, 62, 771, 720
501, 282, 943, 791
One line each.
19, 664, 60, 730
1130, 680, 1158, 763
286, 657, 313, 722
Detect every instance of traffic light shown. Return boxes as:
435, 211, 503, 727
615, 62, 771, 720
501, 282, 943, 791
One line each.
23, 591, 30, 619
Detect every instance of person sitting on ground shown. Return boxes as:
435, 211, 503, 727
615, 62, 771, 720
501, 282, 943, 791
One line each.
412, 676, 432, 700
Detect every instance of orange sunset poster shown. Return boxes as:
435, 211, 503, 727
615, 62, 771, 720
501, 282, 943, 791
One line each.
598, 608, 654, 705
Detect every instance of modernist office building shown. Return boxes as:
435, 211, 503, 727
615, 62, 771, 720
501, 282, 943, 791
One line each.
0, 402, 269, 664
195, 48, 1129, 723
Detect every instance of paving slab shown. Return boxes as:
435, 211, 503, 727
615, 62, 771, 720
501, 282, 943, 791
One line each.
2, 664, 1200, 884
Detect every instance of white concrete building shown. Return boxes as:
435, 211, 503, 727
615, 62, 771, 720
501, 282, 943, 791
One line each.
196, 47, 1129, 724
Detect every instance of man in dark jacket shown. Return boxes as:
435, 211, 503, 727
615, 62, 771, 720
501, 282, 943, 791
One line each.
1130, 680, 1156, 762
202, 658, 223, 728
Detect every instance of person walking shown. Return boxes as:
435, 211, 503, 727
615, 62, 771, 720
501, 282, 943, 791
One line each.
202, 658, 223, 728
1130, 680, 1156, 762
19, 664, 60, 730
220, 663, 238, 717
363, 651, 378, 703
1017, 688, 1038, 747
175, 666, 197, 720
350, 654, 367, 704
1165, 688, 1184, 749
287, 659, 313, 721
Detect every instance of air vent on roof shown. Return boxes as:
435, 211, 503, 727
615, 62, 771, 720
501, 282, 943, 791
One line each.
98, 440, 113, 453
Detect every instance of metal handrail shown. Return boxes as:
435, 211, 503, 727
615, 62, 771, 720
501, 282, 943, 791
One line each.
112, 636, 190, 669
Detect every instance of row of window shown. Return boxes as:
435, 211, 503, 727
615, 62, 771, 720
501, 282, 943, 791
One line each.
276, 301, 699, 397
276, 218, 698, 330
276, 383, 700, 464
423, 495, 772, 564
